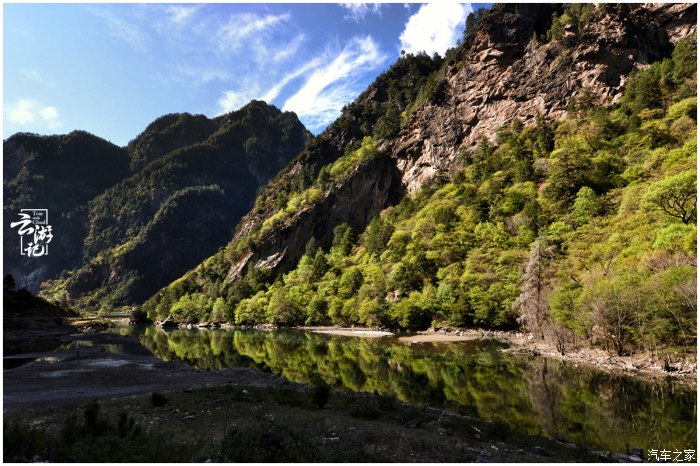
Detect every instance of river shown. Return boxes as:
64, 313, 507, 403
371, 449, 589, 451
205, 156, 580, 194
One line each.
109, 325, 697, 455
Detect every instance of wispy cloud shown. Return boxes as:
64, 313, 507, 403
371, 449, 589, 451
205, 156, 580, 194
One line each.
272, 34, 306, 62
216, 53, 322, 115
20, 68, 56, 88
399, 2, 472, 56
261, 57, 324, 103
340, 3, 383, 22
91, 7, 148, 52
283, 36, 386, 131
217, 12, 291, 54
6, 98, 61, 130
177, 65, 232, 85
21, 69, 41, 82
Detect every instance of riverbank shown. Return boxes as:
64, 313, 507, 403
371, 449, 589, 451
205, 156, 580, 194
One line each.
414, 327, 697, 386
120, 318, 700, 384
3, 331, 286, 414
295, 323, 696, 385
158, 318, 698, 385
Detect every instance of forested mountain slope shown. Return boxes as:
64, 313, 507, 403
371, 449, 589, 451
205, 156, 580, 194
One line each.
3, 131, 130, 291
4, 101, 310, 310
144, 4, 696, 359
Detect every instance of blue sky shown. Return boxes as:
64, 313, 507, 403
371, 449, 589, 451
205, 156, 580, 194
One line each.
4, 2, 486, 146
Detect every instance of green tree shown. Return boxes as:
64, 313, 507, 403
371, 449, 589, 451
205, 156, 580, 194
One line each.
374, 105, 401, 139
332, 224, 355, 256
571, 186, 598, 224
544, 137, 592, 210
532, 113, 554, 157
389, 261, 422, 295
671, 33, 697, 85
464, 8, 487, 42
362, 217, 394, 256
311, 249, 330, 280
641, 170, 697, 224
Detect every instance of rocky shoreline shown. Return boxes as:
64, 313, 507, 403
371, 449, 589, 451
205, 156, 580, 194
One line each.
417, 327, 697, 386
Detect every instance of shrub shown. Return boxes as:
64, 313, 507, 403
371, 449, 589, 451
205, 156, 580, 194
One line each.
213, 423, 314, 462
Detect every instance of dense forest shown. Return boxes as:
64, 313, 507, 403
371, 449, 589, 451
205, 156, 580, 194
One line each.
9, 102, 310, 310
144, 24, 696, 359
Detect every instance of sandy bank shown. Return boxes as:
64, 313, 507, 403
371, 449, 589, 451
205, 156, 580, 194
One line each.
399, 334, 477, 343
3, 332, 287, 414
306, 327, 393, 338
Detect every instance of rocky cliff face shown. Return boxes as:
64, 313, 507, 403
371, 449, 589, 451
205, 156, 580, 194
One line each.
216, 3, 696, 287
240, 155, 404, 277
393, 3, 697, 193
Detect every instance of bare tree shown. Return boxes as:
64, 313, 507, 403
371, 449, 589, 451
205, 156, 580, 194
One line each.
514, 238, 554, 339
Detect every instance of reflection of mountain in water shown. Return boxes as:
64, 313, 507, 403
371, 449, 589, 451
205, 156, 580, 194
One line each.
120, 326, 696, 454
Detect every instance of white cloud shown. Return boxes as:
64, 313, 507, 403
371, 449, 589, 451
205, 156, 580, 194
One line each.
6, 99, 61, 130
399, 2, 472, 56
340, 3, 383, 22
217, 12, 291, 54
283, 36, 386, 131
217, 90, 257, 114
216, 53, 321, 116
166, 5, 200, 25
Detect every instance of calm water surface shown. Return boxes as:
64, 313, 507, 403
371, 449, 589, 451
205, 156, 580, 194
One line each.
118, 325, 696, 454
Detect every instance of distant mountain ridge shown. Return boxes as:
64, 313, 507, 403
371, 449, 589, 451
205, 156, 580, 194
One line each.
3, 101, 311, 311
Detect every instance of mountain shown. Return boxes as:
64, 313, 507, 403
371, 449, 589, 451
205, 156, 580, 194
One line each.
4, 101, 311, 311
143, 4, 696, 357
4, 130, 131, 291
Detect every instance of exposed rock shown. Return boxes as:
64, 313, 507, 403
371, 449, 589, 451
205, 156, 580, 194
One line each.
393, 3, 697, 194
216, 3, 696, 287
157, 316, 178, 328
227, 154, 404, 281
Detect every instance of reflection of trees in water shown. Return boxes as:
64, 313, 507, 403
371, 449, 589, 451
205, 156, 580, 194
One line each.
521, 357, 697, 452
128, 326, 696, 453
